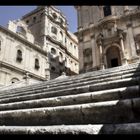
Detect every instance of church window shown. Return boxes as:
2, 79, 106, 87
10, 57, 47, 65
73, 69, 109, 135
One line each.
60, 31, 63, 37
16, 49, 23, 63
35, 58, 40, 70
59, 52, 63, 62
65, 38, 67, 43
60, 31, 63, 42
51, 26, 57, 34
103, 6, 112, 17
52, 13, 57, 20
51, 48, 56, 55
33, 17, 36, 23
70, 42, 73, 47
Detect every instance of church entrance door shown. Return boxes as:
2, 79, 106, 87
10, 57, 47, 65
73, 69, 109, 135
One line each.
106, 46, 121, 68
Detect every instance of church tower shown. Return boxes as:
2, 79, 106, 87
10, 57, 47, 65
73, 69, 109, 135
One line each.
20, 6, 79, 79
75, 6, 140, 73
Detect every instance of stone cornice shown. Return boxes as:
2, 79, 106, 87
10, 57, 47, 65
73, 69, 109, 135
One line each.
0, 61, 46, 81
0, 26, 47, 57
46, 35, 79, 62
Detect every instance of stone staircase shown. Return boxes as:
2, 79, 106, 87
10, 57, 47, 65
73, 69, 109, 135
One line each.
0, 62, 140, 134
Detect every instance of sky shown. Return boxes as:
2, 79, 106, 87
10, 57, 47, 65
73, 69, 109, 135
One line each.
0, 6, 77, 33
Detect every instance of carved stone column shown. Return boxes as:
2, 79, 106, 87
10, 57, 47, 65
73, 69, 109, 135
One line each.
78, 34, 84, 73
119, 32, 128, 65
97, 34, 105, 70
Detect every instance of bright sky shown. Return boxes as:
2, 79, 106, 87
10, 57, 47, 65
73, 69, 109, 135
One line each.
0, 6, 77, 33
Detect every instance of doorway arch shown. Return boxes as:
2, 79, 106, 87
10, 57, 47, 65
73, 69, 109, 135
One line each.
105, 45, 121, 68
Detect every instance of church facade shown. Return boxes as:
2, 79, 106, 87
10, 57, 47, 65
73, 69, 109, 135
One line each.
0, 6, 79, 86
75, 6, 140, 73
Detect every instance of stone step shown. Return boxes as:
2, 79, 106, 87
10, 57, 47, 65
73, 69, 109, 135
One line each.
17, 67, 140, 92
0, 123, 140, 134
41, 62, 140, 87
0, 62, 140, 96
10, 70, 140, 96
0, 69, 140, 100
0, 77, 139, 104
0, 85, 139, 111
0, 97, 140, 126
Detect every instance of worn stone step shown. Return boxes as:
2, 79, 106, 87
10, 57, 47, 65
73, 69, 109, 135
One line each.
0, 97, 140, 126
0, 77, 139, 104
0, 73, 132, 99
0, 85, 139, 111
0, 69, 139, 100
0, 123, 140, 134
0, 62, 140, 96
17, 67, 140, 92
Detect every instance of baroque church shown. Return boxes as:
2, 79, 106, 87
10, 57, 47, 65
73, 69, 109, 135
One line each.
0, 6, 79, 87
0, 6, 140, 134
75, 6, 140, 73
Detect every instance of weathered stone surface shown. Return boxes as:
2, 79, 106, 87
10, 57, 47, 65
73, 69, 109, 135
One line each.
0, 85, 138, 111
0, 98, 140, 125
0, 76, 139, 104
0, 61, 139, 97
0, 62, 139, 134
0, 123, 140, 134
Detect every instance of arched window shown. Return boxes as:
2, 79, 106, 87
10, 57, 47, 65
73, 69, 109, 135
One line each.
11, 78, 19, 84
35, 58, 40, 70
52, 13, 57, 20
103, 6, 112, 17
51, 26, 57, 34
33, 17, 36, 23
60, 31, 63, 43
59, 52, 63, 62
51, 48, 56, 55
65, 38, 67, 43
60, 31, 63, 37
16, 49, 23, 62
